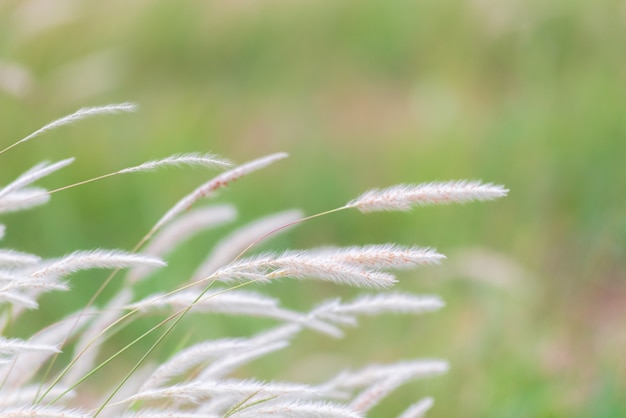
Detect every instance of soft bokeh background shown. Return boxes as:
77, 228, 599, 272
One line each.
1, 0, 625, 416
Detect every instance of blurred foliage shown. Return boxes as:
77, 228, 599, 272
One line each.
1, 0, 625, 416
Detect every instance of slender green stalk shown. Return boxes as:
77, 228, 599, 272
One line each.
92, 280, 217, 416
224, 391, 276, 417
231, 205, 350, 263
93, 206, 352, 414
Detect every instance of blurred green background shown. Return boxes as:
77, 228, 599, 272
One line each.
1, 0, 625, 416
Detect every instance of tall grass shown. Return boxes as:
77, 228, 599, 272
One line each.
0, 105, 507, 417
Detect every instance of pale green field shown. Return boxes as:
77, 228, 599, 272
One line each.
1, 1, 624, 416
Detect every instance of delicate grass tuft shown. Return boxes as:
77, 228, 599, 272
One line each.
0, 104, 507, 417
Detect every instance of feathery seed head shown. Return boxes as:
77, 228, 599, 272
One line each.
347, 180, 508, 212
2, 103, 137, 155
117, 152, 232, 174
0, 104, 509, 416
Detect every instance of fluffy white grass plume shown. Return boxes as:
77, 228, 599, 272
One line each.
311, 293, 445, 327
214, 244, 440, 288
0, 187, 50, 214
30, 249, 165, 279
348, 363, 442, 414
397, 397, 435, 418
323, 360, 449, 392
1, 308, 95, 388
0, 277, 68, 296
130, 289, 341, 337
197, 341, 291, 381
349, 375, 410, 413
0, 337, 60, 356
141, 325, 302, 393
1, 103, 136, 154
314, 244, 445, 270
0, 249, 41, 267
121, 379, 320, 405
139, 338, 255, 392
233, 401, 364, 418
131, 290, 446, 393
198, 325, 302, 382
0, 291, 39, 309
0, 158, 74, 201
0, 104, 508, 417
347, 181, 508, 212
226, 252, 398, 288
117, 152, 232, 174
42, 154, 234, 205
0, 406, 89, 418
130, 289, 305, 323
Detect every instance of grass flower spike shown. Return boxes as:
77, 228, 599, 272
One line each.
1, 103, 136, 155
0, 104, 508, 417
347, 180, 509, 212
117, 152, 232, 174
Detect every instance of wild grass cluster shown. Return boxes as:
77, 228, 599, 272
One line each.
0, 104, 507, 417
